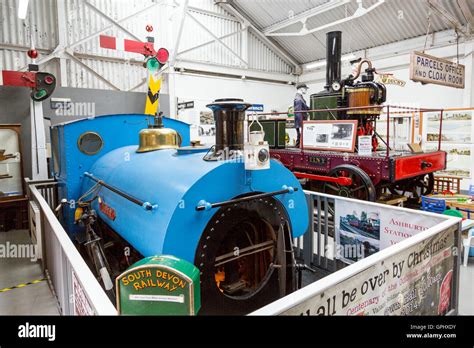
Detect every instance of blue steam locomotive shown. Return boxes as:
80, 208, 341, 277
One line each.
51, 99, 308, 314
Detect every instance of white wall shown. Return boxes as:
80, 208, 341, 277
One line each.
172, 73, 295, 145
175, 73, 295, 121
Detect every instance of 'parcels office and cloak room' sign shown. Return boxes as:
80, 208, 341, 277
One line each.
410, 51, 465, 89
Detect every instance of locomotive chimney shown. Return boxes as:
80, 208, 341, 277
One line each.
325, 31, 342, 91
206, 98, 252, 159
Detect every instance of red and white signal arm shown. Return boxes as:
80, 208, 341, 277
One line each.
1, 70, 56, 101
99, 35, 169, 64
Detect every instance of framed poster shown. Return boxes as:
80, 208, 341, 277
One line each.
302, 120, 358, 152
422, 108, 474, 181
424, 110, 472, 143
335, 199, 446, 264
423, 143, 472, 178
198, 110, 216, 145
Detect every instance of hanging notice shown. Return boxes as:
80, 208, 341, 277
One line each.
72, 270, 95, 315
410, 51, 465, 89
283, 225, 456, 316
335, 199, 445, 263
358, 136, 372, 156
177, 101, 194, 110
376, 74, 406, 87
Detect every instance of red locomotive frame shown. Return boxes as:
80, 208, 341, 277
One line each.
264, 105, 447, 202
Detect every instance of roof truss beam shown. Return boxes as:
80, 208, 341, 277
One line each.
65, 49, 122, 90
216, 0, 301, 72
266, 0, 385, 37
177, 28, 246, 56
457, 0, 474, 35
170, 0, 189, 66
18, 1, 162, 71
427, 0, 470, 37
263, 0, 350, 35
186, 11, 249, 67
187, 6, 238, 21
83, 1, 143, 42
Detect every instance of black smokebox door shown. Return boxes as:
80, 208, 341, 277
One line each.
195, 196, 294, 315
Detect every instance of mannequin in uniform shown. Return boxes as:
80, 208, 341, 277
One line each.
294, 84, 310, 147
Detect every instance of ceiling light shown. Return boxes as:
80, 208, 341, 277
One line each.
342, 53, 357, 62
305, 61, 326, 70
18, 0, 29, 19
305, 53, 357, 70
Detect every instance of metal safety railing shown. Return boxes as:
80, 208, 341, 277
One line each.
26, 179, 116, 315
294, 193, 338, 273
252, 104, 446, 157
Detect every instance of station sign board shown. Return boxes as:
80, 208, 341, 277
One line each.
178, 101, 194, 110
117, 255, 200, 315
410, 51, 465, 89
248, 104, 264, 112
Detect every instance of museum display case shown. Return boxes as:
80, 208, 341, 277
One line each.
0, 124, 28, 231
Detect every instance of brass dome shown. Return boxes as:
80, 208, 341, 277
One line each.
136, 127, 180, 153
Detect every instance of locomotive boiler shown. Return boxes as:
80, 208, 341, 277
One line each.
53, 100, 308, 315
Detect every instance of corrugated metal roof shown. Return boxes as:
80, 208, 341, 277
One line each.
232, 0, 471, 64
179, 10, 243, 67
231, 0, 331, 29
249, 31, 294, 73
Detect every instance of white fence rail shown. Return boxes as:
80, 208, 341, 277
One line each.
26, 179, 116, 315
26, 178, 461, 316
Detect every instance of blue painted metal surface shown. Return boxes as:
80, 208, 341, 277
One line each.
51, 114, 190, 234
82, 147, 308, 264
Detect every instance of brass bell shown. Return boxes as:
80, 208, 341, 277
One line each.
136, 115, 180, 153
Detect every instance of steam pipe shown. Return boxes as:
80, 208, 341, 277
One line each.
350, 58, 374, 81
84, 172, 157, 210
196, 187, 298, 211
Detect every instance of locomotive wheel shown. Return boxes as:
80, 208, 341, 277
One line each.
195, 196, 293, 315
389, 173, 434, 200
322, 165, 377, 202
